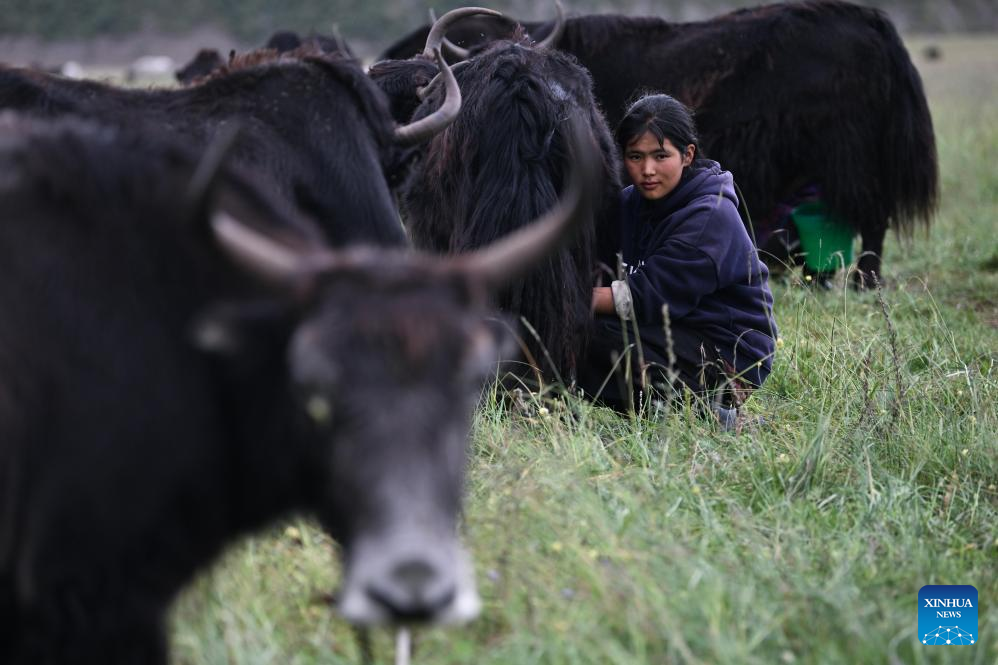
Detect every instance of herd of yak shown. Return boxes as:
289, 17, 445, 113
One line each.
0, 1, 937, 662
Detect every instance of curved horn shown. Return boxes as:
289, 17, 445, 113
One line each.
535, 0, 567, 50
210, 211, 339, 289
442, 38, 471, 63
450, 113, 601, 289
426, 8, 474, 63
417, 60, 470, 101
185, 122, 242, 219
425, 6, 503, 60
394, 48, 460, 145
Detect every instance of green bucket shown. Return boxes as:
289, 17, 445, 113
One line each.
790, 201, 855, 273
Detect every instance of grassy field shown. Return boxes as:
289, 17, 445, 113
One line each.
169, 35, 998, 664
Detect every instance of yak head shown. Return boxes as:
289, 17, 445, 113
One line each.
368, 6, 509, 125
175, 48, 225, 85
197, 113, 601, 625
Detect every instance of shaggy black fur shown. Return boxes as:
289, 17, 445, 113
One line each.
389, 37, 621, 380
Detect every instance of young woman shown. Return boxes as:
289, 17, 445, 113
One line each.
578, 94, 777, 422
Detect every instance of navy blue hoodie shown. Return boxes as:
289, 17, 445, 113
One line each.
616, 161, 777, 383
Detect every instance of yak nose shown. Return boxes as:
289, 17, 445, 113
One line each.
338, 534, 481, 626
393, 559, 436, 593
366, 558, 457, 622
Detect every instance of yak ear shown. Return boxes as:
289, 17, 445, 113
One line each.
190, 299, 298, 357
477, 315, 520, 365
184, 123, 242, 224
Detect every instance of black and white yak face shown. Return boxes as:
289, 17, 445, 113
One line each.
287, 272, 505, 625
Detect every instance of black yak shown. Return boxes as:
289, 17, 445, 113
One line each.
0, 111, 601, 663
0, 34, 460, 250
371, 34, 621, 381
380, 0, 938, 285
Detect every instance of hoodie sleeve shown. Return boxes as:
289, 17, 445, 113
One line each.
626, 238, 719, 323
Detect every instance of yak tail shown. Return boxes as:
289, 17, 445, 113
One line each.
874, 10, 938, 235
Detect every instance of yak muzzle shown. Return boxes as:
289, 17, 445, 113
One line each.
337, 531, 480, 626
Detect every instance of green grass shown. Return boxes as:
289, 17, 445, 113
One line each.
169, 35, 998, 664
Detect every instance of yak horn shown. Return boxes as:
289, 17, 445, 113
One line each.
535, 0, 567, 50
210, 210, 339, 289
425, 6, 503, 60
440, 0, 563, 58
428, 7, 469, 62
450, 113, 601, 289
394, 47, 460, 145
185, 123, 242, 220
441, 38, 471, 62
417, 60, 470, 101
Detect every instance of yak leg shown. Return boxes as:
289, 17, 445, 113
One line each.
854, 222, 887, 289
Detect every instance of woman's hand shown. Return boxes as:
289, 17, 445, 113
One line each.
592, 286, 615, 315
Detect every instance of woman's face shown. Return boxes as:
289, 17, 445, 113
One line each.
624, 131, 695, 201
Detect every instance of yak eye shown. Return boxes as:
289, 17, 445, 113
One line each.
304, 393, 333, 427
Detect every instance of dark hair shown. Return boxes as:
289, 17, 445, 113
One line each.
615, 94, 699, 158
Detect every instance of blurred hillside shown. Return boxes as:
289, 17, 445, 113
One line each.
1, 0, 995, 66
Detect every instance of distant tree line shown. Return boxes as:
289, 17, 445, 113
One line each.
1, 0, 995, 43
